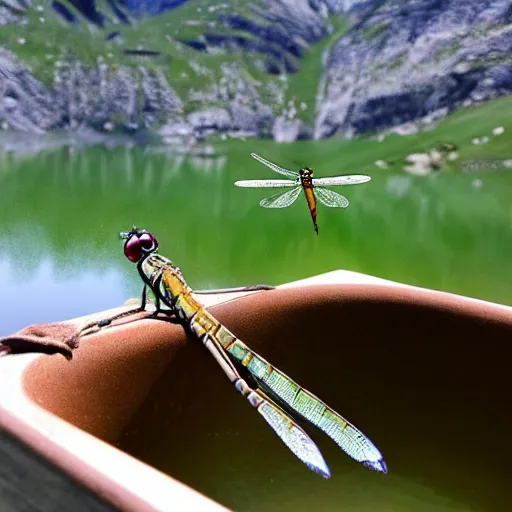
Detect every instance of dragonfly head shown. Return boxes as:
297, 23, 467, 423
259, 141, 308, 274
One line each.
119, 226, 159, 263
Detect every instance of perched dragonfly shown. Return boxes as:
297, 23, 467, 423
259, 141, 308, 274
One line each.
235, 153, 372, 234
120, 226, 387, 478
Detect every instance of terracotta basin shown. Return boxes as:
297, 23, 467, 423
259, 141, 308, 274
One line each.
1, 271, 511, 511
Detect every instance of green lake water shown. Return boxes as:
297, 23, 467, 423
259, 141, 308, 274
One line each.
1, 110, 512, 337
1, 133, 512, 336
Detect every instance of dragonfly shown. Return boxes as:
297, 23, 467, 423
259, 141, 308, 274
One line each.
235, 153, 372, 234
119, 226, 387, 478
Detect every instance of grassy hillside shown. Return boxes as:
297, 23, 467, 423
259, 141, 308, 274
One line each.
0, 1, 348, 119
222, 94, 512, 178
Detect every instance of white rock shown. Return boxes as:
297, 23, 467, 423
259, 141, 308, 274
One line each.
405, 153, 430, 165
429, 149, 442, 165
3, 96, 18, 112
374, 160, 388, 169
404, 162, 432, 176
272, 116, 302, 143
187, 108, 231, 131
391, 122, 418, 136
454, 62, 471, 74
471, 91, 487, 102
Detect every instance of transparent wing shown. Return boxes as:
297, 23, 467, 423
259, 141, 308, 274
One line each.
253, 388, 330, 478
251, 153, 299, 178
313, 175, 371, 186
315, 187, 350, 208
224, 338, 387, 473
202, 334, 331, 478
260, 186, 302, 208
234, 179, 297, 188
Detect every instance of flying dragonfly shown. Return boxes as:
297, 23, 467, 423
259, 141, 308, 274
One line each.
235, 153, 372, 234
120, 227, 388, 478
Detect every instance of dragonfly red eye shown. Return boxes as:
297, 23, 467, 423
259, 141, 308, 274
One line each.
124, 235, 143, 263
139, 232, 158, 251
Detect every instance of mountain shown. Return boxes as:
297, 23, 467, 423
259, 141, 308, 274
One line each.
0, 0, 335, 141
315, 0, 512, 138
0, 0, 511, 144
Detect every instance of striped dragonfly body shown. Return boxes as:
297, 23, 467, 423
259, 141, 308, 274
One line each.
234, 153, 372, 234
121, 227, 387, 478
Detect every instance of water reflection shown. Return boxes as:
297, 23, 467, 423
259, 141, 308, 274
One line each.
0, 259, 127, 335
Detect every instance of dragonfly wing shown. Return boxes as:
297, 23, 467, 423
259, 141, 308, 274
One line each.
234, 179, 297, 188
225, 339, 387, 473
252, 389, 330, 478
313, 175, 371, 186
260, 186, 302, 208
315, 187, 350, 208
251, 153, 299, 178
202, 333, 330, 478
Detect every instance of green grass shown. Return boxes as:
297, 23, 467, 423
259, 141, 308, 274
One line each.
0, 0, 234, 95
362, 21, 389, 41
435, 40, 461, 62
282, 16, 349, 125
0, 2, 348, 121
386, 51, 407, 71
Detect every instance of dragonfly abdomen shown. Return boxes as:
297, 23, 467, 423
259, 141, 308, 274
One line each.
303, 186, 319, 234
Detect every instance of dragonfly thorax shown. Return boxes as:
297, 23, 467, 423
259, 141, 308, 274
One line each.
299, 168, 314, 186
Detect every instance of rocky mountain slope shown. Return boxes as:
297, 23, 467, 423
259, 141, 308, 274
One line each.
0, 0, 511, 145
315, 0, 512, 138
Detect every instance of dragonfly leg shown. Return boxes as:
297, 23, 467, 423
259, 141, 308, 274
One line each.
145, 312, 182, 325
81, 284, 153, 335
194, 284, 276, 295
142, 296, 182, 326
81, 308, 181, 337
152, 283, 162, 312
140, 284, 148, 310
80, 308, 147, 336
144, 274, 180, 325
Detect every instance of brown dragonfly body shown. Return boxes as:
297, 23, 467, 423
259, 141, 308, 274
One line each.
299, 167, 318, 234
